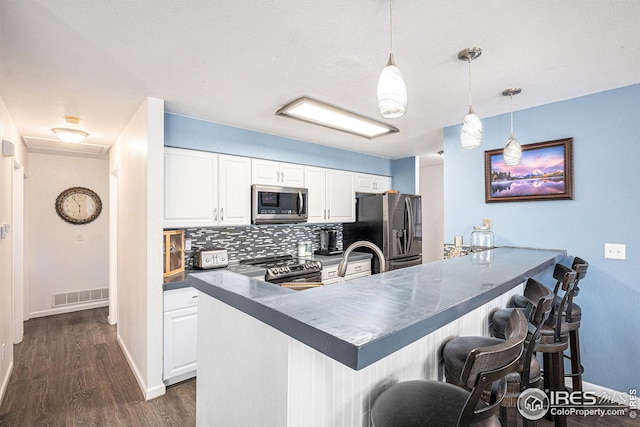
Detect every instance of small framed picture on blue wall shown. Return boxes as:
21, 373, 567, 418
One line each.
484, 137, 574, 203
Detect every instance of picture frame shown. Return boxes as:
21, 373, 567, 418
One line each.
484, 137, 574, 203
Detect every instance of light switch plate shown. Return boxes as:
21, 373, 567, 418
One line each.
604, 243, 626, 260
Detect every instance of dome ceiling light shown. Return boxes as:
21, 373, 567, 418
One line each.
52, 115, 89, 143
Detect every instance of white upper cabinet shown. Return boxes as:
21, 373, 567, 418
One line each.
164, 148, 218, 228
305, 166, 355, 223
326, 169, 355, 222
355, 173, 392, 194
304, 166, 327, 223
251, 159, 305, 187
164, 148, 251, 227
218, 154, 252, 225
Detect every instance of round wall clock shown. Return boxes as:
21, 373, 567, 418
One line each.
55, 187, 103, 225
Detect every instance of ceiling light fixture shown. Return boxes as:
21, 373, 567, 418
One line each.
276, 97, 399, 139
458, 47, 482, 149
377, 0, 407, 118
502, 88, 522, 165
52, 115, 89, 143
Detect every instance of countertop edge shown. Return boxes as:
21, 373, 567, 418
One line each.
189, 248, 566, 370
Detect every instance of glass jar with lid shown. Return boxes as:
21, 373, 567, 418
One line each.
470, 225, 494, 252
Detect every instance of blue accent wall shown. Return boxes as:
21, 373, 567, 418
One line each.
391, 157, 417, 194
443, 84, 640, 393
164, 113, 392, 176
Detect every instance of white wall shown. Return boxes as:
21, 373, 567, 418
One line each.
110, 97, 165, 400
27, 153, 109, 317
419, 163, 444, 263
0, 95, 28, 404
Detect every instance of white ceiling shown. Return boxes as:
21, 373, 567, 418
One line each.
1, 1, 639, 165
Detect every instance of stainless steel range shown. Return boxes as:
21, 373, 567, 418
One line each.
240, 255, 322, 284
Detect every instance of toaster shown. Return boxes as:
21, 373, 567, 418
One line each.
194, 247, 229, 269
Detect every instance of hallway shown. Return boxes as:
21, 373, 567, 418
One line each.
0, 308, 195, 427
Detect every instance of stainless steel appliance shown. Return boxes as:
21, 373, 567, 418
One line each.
251, 184, 308, 224
240, 255, 322, 284
343, 193, 422, 273
194, 247, 229, 269
316, 228, 340, 255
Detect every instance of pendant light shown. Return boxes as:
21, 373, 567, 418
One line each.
458, 47, 482, 149
502, 88, 522, 165
377, 0, 407, 118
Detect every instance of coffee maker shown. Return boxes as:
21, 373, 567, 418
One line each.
316, 228, 340, 255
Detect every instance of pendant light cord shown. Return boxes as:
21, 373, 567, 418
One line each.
389, 0, 394, 54
509, 94, 514, 135
468, 59, 473, 108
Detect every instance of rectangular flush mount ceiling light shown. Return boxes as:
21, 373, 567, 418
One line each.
276, 97, 399, 139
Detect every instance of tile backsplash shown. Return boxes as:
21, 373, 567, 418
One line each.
179, 223, 343, 266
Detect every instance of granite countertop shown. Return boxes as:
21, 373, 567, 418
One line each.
163, 252, 371, 291
188, 247, 565, 370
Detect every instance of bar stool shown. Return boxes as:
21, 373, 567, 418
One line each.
494, 264, 577, 427
442, 278, 554, 425
510, 257, 588, 392
370, 309, 527, 427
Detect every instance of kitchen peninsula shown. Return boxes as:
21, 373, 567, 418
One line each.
188, 247, 565, 427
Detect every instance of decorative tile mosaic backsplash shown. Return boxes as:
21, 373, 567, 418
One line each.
181, 223, 343, 265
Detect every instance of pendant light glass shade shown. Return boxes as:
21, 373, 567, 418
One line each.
377, 0, 406, 118
377, 54, 407, 118
502, 88, 522, 165
460, 106, 482, 149
458, 47, 482, 149
503, 134, 522, 165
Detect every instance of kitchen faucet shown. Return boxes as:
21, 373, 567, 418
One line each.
337, 240, 386, 277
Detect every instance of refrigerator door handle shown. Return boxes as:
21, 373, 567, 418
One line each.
405, 197, 414, 254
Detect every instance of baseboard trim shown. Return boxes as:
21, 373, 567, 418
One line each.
29, 301, 109, 318
571, 379, 631, 405
0, 360, 14, 407
116, 333, 166, 401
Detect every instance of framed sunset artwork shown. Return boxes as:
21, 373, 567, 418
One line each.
484, 138, 574, 203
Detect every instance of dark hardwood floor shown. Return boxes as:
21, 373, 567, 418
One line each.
1, 307, 635, 426
0, 308, 195, 427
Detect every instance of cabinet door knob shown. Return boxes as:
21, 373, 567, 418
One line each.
220, 208, 224, 221
213, 208, 218, 222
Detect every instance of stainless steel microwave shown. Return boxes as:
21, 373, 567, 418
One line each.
251, 184, 308, 224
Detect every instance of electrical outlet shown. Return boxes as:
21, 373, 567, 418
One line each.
1, 343, 5, 359
185, 238, 192, 251
604, 243, 626, 260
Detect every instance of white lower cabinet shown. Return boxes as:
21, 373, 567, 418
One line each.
322, 259, 371, 285
163, 287, 198, 385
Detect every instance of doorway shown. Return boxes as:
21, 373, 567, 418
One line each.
12, 160, 26, 343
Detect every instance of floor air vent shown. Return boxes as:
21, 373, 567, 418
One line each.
52, 288, 109, 307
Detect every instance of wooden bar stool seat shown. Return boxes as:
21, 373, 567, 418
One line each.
444, 278, 554, 425
508, 257, 589, 393
370, 310, 527, 427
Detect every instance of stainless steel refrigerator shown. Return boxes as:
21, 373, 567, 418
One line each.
343, 193, 422, 274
